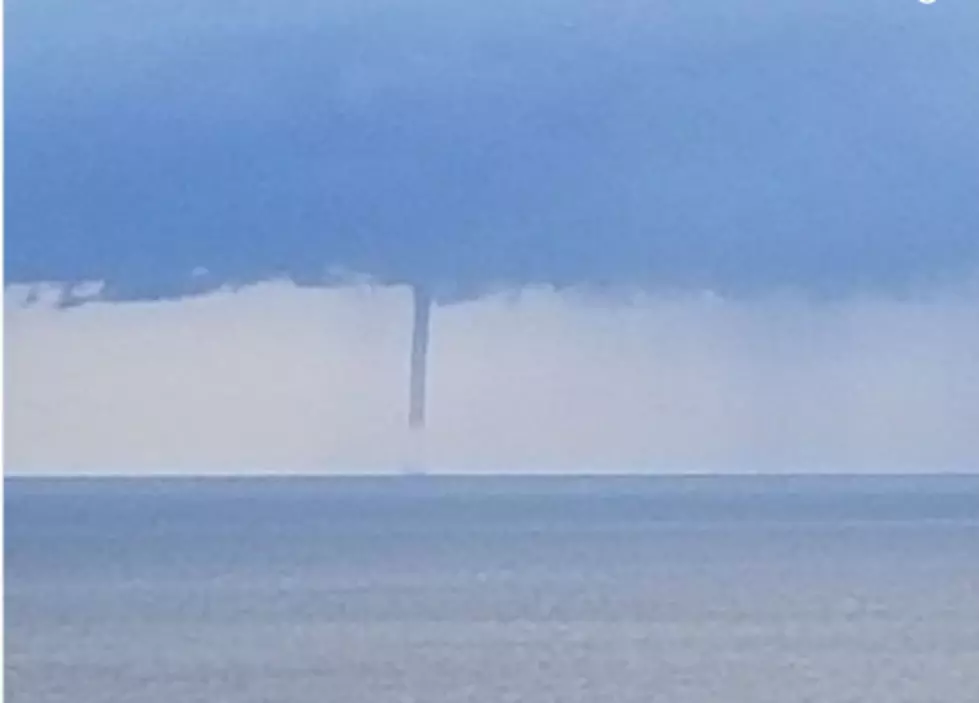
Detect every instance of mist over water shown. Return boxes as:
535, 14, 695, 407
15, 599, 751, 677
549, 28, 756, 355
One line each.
6, 475, 979, 703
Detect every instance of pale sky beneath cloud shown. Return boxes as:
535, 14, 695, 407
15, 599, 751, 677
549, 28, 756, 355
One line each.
6, 280, 978, 475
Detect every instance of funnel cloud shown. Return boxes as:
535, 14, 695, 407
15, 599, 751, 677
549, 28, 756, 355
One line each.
407, 285, 433, 471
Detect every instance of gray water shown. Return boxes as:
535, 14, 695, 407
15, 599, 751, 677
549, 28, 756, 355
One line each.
6, 475, 979, 702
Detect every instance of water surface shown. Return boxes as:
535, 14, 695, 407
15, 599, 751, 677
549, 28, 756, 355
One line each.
6, 475, 979, 702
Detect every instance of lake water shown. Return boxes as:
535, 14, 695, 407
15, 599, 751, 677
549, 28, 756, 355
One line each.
6, 475, 979, 702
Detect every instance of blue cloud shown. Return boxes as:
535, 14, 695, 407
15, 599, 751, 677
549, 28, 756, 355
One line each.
7, 0, 979, 299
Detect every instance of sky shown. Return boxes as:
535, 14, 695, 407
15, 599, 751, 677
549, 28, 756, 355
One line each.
7, 279, 979, 474
5, 0, 979, 473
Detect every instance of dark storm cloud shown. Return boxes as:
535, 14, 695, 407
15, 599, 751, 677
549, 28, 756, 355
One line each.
6, 0, 979, 299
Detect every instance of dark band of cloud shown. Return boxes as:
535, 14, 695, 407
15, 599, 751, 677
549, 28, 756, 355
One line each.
7, 0, 979, 300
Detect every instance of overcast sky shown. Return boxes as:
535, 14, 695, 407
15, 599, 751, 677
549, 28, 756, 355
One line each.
5, 0, 979, 473
8, 0, 979, 296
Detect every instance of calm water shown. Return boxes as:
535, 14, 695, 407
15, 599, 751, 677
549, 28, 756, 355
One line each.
6, 475, 979, 702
